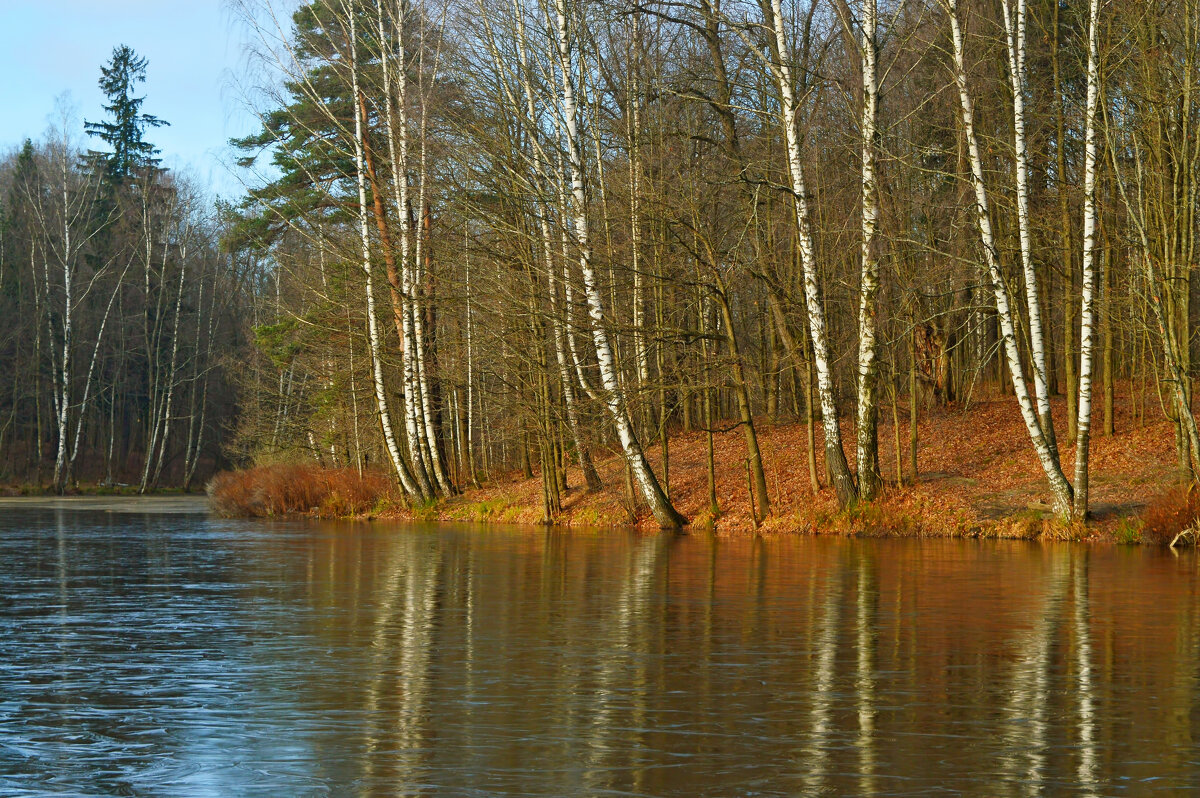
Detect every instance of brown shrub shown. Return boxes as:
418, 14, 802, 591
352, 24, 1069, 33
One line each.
1140, 484, 1200, 545
207, 464, 395, 518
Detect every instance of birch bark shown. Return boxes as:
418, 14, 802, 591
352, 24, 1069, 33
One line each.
350, 3, 425, 503
146, 231, 190, 490
378, 0, 437, 497
944, 0, 1074, 514
523, 48, 603, 491
412, 108, 453, 494
854, 0, 883, 500
1072, 0, 1104, 516
766, 0, 858, 507
1002, 0, 1057, 457
628, 14, 649, 400
552, 0, 683, 527
51, 157, 73, 491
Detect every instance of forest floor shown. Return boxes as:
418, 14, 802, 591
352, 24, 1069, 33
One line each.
415, 385, 1183, 540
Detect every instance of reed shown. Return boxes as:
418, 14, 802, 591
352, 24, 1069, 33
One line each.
207, 464, 393, 517
1140, 485, 1200, 546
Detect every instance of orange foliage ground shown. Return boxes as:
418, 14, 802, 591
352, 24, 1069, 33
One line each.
426, 382, 1182, 539
211, 381, 1185, 540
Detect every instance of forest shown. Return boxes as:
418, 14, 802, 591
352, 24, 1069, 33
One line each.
0, 46, 243, 493
3, 0, 1199, 533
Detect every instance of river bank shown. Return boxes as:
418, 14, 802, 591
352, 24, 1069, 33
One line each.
207, 389, 1191, 543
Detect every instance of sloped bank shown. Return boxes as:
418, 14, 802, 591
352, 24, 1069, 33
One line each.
208, 395, 1194, 545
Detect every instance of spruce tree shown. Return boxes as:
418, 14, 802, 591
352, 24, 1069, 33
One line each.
84, 45, 168, 181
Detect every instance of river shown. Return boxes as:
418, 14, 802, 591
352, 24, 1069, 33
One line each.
1, 498, 1198, 795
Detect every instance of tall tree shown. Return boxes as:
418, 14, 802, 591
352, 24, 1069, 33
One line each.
84, 45, 169, 181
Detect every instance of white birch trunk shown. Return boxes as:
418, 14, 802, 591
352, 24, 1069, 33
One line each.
945, 0, 1074, 514
1072, 0, 1104, 516
510, 1, 602, 491
68, 259, 131, 483
1002, 0, 1057, 456
182, 262, 206, 485
552, 0, 683, 527
411, 33, 451, 495
412, 212, 452, 493
148, 233, 191, 490
555, 148, 601, 402
52, 160, 72, 491
184, 272, 219, 490
767, 0, 858, 507
140, 199, 179, 492
379, 0, 436, 497
855, 0, 883, 500
351, 5, 425, 503
629, 14, 649, 395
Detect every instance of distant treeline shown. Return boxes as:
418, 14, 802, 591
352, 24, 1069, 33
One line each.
0, 46, 246, 491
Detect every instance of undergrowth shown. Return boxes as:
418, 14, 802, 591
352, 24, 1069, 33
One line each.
1140, 485, 1200, 546
207, 463, 393, 518
1113, 516, 1143, 545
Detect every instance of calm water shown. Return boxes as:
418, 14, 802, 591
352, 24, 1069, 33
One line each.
2, 503, 1200, 796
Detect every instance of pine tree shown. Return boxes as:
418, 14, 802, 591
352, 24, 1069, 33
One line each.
84, 45, 168, 180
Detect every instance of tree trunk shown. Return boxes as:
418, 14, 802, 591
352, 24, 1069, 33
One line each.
946, 0, 1074, 515
766, 0, 857, 508
552, 0, 684, 527
716, 280, 769, 520
1073, 0, 1103, 518
1102, 241, 1114, 437
854, 0, 884, 501
909, 323, 919, 484
350, 10, 424, 504
1003, 0, 1058, 459
1054, 0, 1078, 444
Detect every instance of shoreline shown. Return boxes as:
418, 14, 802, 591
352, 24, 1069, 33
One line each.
207, 393, 1189, 545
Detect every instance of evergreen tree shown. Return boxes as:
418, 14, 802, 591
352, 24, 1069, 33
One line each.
84, 45, 169, 180
229, 2, 369, 249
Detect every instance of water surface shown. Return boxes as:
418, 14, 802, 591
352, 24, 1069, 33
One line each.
2, 503, 1199, 795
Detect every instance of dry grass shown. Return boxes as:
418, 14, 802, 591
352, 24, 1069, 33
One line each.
207, 463, 394, 518
1140, 485, 1200, 546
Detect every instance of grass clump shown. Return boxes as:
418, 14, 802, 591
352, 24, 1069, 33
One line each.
457, 495, 517, 522
1140, 485, 1200, 546
1113, 516, 1143, 545
207, 464, 393, 518
839, 499, 928, 537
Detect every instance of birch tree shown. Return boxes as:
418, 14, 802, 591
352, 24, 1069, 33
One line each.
943, 0, 1074, 515
760, 0, 858, 508
1001, 0, 1057, 459
349, 0, 428, 502
1072, 0, 1105, 516
550, 0, 684, 527
847, 0, 884, 500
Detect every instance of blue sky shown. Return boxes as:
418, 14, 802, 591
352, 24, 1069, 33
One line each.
0, 0, 265, 199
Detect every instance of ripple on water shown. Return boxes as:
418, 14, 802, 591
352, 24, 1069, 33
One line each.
2, 510, 1200, 795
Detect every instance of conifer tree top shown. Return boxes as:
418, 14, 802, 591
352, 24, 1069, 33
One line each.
84, 44, 169, 181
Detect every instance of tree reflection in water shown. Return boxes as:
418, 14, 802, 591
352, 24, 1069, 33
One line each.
3, 511, 1200, 795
